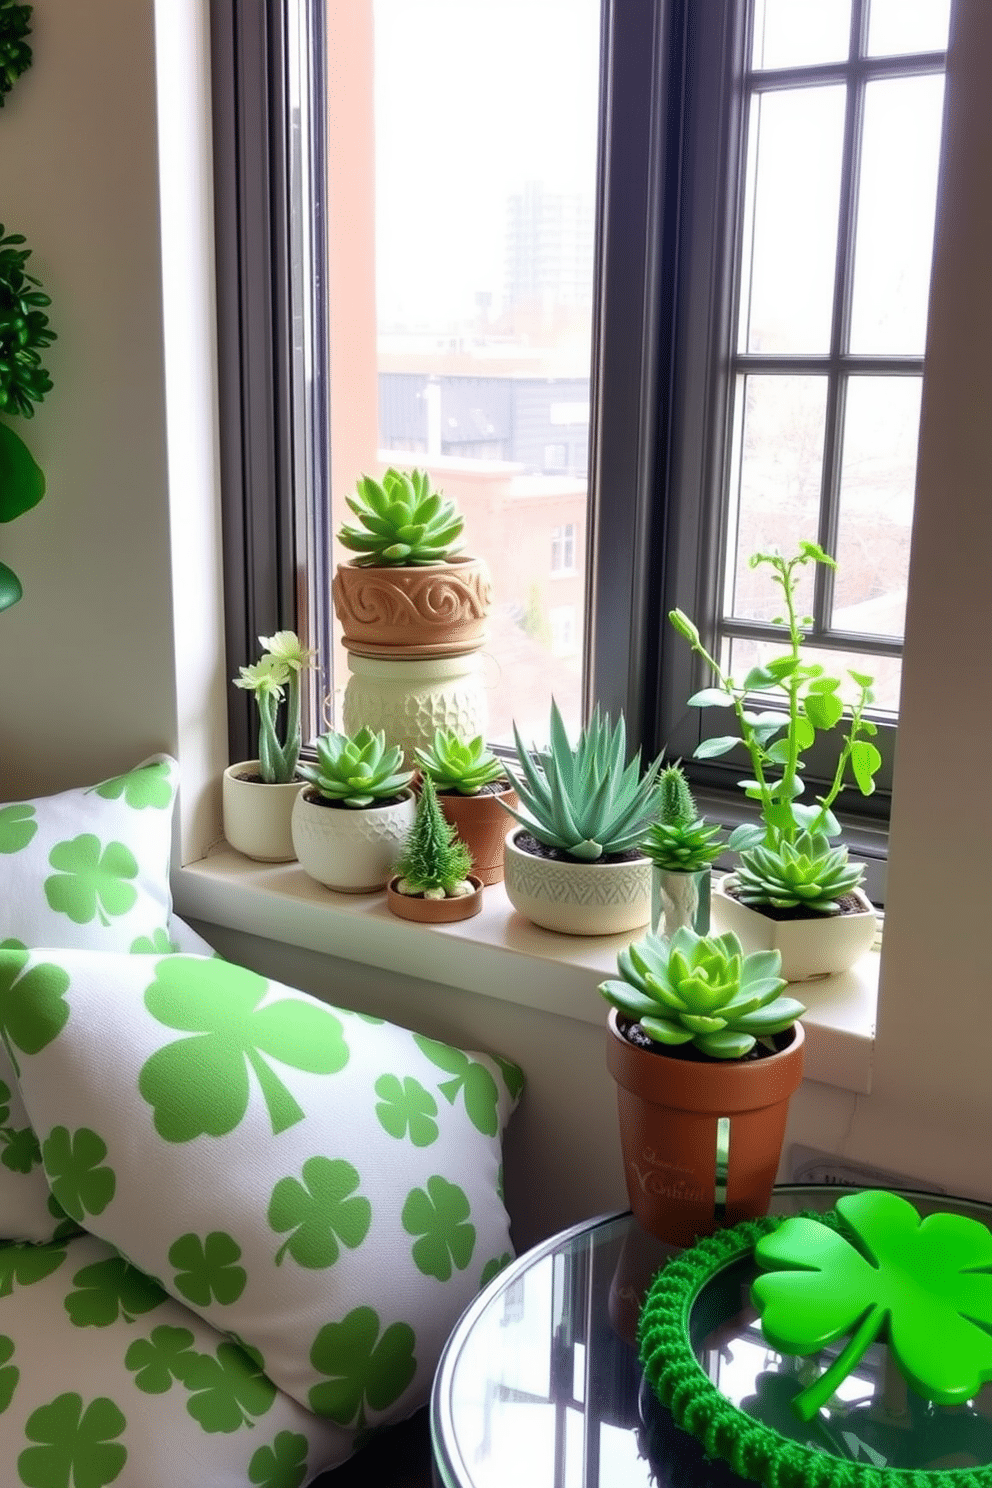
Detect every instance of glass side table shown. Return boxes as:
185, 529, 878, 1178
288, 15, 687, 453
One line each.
431, 1186, 992, 1488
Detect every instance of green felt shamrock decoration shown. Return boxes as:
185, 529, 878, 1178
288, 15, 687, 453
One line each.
752, 1189, 992, 1421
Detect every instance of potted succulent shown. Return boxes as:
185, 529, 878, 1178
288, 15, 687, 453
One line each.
387, 775, 483, 923
291, 725, 416, 892
414, 728, 517, 885
223, 631, 316, 862
500, 700, 664, 936
642, 763, 723, 937
600, 925, 806, 1246
669, 540, 880, 980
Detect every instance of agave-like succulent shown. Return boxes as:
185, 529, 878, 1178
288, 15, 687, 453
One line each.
733, 831, 864, 914
337, 467, 464, 567
298, 726, 414, 809
503, 700, 663, 861
641, 763, 723, 872
415, 729, 507, 795
600, 926, 805, 1060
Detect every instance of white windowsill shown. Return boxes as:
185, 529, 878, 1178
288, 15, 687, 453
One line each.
173, 846, 876, 1096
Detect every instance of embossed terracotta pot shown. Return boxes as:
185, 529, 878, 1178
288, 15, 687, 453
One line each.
291, 787, 416, 892
503, 829, 651, 935
332, 555, 493, 658
606, 1009, 805, 1247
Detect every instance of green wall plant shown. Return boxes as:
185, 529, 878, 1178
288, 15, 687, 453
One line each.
0, 2, 32, 107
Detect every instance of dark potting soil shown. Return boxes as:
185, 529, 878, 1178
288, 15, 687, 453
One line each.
724, 878, 867, 921
301, 789, 406, 809
514, 831, 644, 865
439, 780, 509, 798
233, 769, 303, 785
616, 1015, 791, 1065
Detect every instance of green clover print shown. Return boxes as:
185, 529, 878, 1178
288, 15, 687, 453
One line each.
0, 949, 70, 1077
2, 1125, 42, 1174
414, 1036, 499, 1136
308, 1306, 416, 1427
492, 1054, 525, 1101
0, 803, 36, 855
249, 1430, 309, 1488
169, 1231, 247, 1306
375, 1074, 438, 1147
64, 1255, 167, 1328
42, 1127, 116, 1223
44, 835, 138, 927
0, 1334, 18, 1415
138, 958, 349, 1141
93, 761, 173, 810
269, 1157, 371, 1268
480, 1253, 513, 1288
130, 929, 176, 955
0, 1242, 66, 1298
752, 1189, 992, 1421
180, 1340, 277, 1434
18, 1393, 127, 1488
402, 1176, 476, 1281
125, 1325, 195, 1396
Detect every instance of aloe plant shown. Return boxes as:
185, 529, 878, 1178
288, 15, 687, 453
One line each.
733, 830, 864, 914
641, 764, 723, 873
394, 776, 474, 897
503, 700, 664, 862
415, 729, 507, 795
600, 926, 805, 1060
298, 726, 413, 809
337, 467, 464, 567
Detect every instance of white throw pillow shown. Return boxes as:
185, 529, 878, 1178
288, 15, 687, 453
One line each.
0, 1228, 348, 1486
3, 948, 523, 1439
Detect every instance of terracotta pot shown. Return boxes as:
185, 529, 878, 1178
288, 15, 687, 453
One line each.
713, 873, 878, 981
503, 829, 651, 936
606, 1008, 805, 1247
222, 762, 303, 863
332, 555, 493, 658
290, 787, 417, 892
436, 783, 517, 886
386, 875, 484, 922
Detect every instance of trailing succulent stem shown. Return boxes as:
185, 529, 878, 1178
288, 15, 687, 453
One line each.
394, 775, 473, 897
232, 632, 316, 784
298, 726, 413, 808
642, 763, 723, 873
503, 699, 664, 861
337, 467, 464, 566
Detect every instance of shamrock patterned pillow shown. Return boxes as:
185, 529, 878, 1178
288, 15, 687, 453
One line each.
0, 756, 179, 953
0, 1228, 349, 1486
3, 948, 524, 1438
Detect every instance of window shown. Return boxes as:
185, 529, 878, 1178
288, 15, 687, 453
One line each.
216, 0, 948, 850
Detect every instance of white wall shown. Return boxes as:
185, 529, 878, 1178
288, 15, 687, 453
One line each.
0, 0, 989, 1249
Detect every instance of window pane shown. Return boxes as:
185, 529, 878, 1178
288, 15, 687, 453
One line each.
848, 74, 945, 354
329, 0, 600, 745
834, 376, 921, 640
751, 0, 852, 70
867, 0, 951, 56
738, 87, 846, 354
728, 636, 901, 712
725, 375, 828, 621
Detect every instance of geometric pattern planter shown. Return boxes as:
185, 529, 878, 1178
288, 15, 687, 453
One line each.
503, 829, 652, 936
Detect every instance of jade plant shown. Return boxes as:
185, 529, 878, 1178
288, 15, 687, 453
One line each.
298, 725, 413, 808
232, 631, 316, 784
415, 729, 507, 795
502, 700, 664, 862
642, 763, 723, 873
669, 540, 881, 911
599, 925, 805, 1060
393, 775, 474, 899
337, 467, 464, 567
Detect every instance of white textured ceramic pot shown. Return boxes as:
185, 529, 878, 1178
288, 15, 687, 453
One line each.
291, 788, 417, 892
713, 873, 878, 981
222, 762, 302, 863
502, 829, 652, 937
342, 652, 488, 768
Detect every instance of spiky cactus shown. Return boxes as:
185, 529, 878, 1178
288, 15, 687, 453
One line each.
298, 726, 413, 809
733, 831, 864, 914
642, 764, 723, 871
600, 926, 805, 1060
394, 776, 474, 897
337, 467, 464, 566
503, 700, 664, 861
415, 729, 507, 795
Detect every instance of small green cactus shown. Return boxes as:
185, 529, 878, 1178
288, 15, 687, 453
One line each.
415, 729, 507, 795
337, 467, 465, 567
503, 700, 664, 861
394, 775, 474, 897
642, 763, 723, 872
733, 831, 864, 915
600, 926, 805, 1060
298, 726, 413, 809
